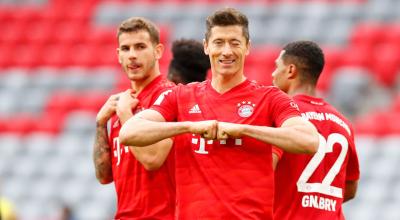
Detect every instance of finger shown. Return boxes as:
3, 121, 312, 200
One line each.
210, 122, 217, 140
217, 130, 228, 140
109, 94, 120, 102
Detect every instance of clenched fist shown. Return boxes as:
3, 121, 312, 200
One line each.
189, 120, 218, 140
116, 89, 139, 123
96, 92, 124, 126
217, 122, 244, 140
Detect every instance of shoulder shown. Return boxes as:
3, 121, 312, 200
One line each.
177, 80, 207, 93
158, 78, 176, 90
248, 80, 283, 94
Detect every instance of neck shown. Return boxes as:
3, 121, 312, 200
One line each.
286, 82, 316, 97
131, 70, 160, 95
211, 71, 246, 94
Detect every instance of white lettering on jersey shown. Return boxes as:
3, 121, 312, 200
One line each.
192, 135, 243, 154
324, 113, 351, 135
113, 137, 129, 166
153, 89, 173, 106
300, 112, 351, 135
297, 133, 348, 198
301, 112, 325, 121
301, 195, 337, 211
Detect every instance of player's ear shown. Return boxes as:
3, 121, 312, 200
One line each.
116, 47, 122, 64
287, 64, 297, 79
155, 43, 164, 60
203, 39, 209, 55
245, 40, 251, 56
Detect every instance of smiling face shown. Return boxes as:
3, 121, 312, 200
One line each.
204, 25, 250, 78
117, 30, 163, 82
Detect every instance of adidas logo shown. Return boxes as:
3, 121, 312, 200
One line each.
189, 104, 202, 114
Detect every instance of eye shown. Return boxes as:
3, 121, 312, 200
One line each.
120, 46, 129, 51
136, 44, 147, 50
231, 41, 240, 47
214, 40, 223, 46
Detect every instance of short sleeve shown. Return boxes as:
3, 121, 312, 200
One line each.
272, 146, 284, 159
151, 87, 178, 122
268, 87, 301, 127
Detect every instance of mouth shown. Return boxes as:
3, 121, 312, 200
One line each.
219, 59, 235, 65
128, 63, 141, 70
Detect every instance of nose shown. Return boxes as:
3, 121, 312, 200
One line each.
221, 43, 233, 56
128, 48, 137, 59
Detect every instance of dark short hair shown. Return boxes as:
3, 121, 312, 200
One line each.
205, 8, 249, 43
282, 41, 325, 85
117, 17, 160, 45
168, 39, 210, 84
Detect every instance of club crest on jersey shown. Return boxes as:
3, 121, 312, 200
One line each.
237, 101, 255, 118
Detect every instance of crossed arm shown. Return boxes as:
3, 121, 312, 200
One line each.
93, 90, 173, 184
119, 110, 319, 154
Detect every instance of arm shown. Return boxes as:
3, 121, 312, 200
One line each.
93, 93, 121, 184
129, 138, 173, 171
218, 116, 319, 154
119, 109, 218, 147
116, 90, 173, 170
343, 180, 358, 202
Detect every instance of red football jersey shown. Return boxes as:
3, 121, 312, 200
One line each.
273, 94, 360, 220
151, 80, 300, 219
108, 75, 176, 220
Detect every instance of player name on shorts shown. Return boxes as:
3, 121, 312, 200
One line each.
301, 195, 337, 212
301, 111, 351, 135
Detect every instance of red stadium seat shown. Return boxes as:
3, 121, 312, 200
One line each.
40, 44, 72, 67
371, 44, 400, 86
383, 24, 400, 48
44, 91, 81, 115
340, 45, 371, 68
69, 43, 98, 67
4, 114, 36, 135
78, 92, 109, 113
0, 44, 14, 68
349, 23, 385, 48
54, 22, 89, 45
391, 95, 400, 113
323, 47, 343, 70
353, 111, 386, 136
34, 112, 64, 135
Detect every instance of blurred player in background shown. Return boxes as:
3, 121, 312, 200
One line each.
92, 17, 175, 219
167, 38, 210, 84
272, 41, 360, 220
118, 8, 319, 219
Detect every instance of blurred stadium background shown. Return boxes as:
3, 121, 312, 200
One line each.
0, 0, 399, 219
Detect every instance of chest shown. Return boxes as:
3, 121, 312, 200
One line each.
176, 90, 272, 126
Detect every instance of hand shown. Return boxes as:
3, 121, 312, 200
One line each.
116, 89, 139, 123
96, 93, 122, 126
217, 122, 243, 140
189, 120, 218, 140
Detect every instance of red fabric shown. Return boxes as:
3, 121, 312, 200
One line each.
109, 75, 176, 219
274, 95, 360, 220
152, 80, 299, 219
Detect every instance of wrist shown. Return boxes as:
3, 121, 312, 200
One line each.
179, 121, 192, 134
